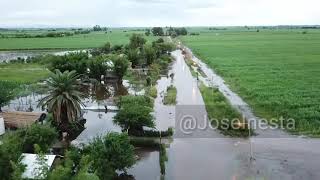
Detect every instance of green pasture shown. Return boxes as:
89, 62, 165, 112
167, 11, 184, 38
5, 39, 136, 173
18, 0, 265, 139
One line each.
0, 30, 154, 50
181, 29, 320, 135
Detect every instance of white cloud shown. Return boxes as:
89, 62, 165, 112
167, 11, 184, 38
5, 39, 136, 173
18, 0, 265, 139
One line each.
0, 0, 319, 27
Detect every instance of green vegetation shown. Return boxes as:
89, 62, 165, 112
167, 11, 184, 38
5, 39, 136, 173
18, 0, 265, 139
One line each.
0, 30, 155, 50
47, 132, 134, 180
0, 124, 57, 179
84, 133, 135, 179
38, 70, 84, 137
163, 85, 177, 105
114, 95, 155, 133
0, 63, 49, 83
159, 144, 168, 175
146, 86, 158, 98
182, 29, 320, 135
199, 84, 250, 137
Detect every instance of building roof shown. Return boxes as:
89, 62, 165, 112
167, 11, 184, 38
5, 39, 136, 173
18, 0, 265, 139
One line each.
0, 111, 42, 129
21, 153, 56, 179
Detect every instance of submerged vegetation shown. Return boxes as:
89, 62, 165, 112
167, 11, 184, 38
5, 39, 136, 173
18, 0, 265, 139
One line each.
163, 85, 177, 105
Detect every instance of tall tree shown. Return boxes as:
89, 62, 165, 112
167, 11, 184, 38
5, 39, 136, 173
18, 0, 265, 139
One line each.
129, 34, 146, 49
112, 55, 129, 81
38, 70, 84, 135
127, 48, 140, 67
151, 27, 164, 36
143, 45, 157, 65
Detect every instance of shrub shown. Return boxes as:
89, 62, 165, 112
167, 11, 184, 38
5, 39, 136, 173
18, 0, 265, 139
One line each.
17, 124, 58, 152
146, 86, 157, 98
0, 132, 23, 179
114, 104, 154, 132
118, 95, 154, 108
112, 55, 129, 80
48, 52, 89, 74
163, 85, 177, 105
159, 144, 168, 175
84, 133, 135, 179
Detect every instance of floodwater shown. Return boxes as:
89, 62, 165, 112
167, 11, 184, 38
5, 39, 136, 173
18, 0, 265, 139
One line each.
166, 50, 320, 180
5, 49, 320, 179
3, 76, 162, 179
0, 49, 87, 63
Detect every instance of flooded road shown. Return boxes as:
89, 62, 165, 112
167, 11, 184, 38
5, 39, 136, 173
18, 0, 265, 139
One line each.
169, 49, 320, 180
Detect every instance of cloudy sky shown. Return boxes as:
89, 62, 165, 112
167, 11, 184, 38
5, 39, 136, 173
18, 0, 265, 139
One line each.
1, 0, 319, 27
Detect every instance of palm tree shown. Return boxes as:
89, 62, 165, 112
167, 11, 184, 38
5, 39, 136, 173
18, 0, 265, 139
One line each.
38, 70, 84, 135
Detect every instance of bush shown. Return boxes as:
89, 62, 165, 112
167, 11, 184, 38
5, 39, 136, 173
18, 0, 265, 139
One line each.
163, 85, 177, 105
118, 95, 154, 108
146, 86, 157, 98
0, 132, 23, 179
112, 55, 129, 80
114, 104, 154, 132
87, 56, 111, 80
159, 144, 168, 175
127, 48, 141, 67
48, 52, 89, 74
17, 124, 58, 153
129, 34, 146, 49
84, 133, 135, 179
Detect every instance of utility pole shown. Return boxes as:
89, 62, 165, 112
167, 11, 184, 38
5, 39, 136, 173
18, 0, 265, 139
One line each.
249, 120, 255, 161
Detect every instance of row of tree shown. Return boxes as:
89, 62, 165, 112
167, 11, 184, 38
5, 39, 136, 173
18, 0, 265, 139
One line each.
146, 27, 188, 37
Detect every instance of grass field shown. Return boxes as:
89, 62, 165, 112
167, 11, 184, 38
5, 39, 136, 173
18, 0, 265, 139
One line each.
0, 63, 49, 83
0, 30, 154, 50
181, 29, 320, 135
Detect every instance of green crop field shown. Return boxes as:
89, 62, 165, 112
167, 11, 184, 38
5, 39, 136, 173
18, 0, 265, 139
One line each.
181, 29, 320, 135
0, 29, 154, 50
0, 63, 49, 83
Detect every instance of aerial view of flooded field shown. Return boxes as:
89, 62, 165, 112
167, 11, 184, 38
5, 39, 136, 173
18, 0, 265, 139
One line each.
1, 0, 320, 180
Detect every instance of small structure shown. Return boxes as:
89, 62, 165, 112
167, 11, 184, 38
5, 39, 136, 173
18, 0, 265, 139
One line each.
0, 111, 42, 129
21, 153, 56, 179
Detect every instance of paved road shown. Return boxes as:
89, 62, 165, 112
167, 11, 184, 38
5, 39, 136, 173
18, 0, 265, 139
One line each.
162, 50, 320, 180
